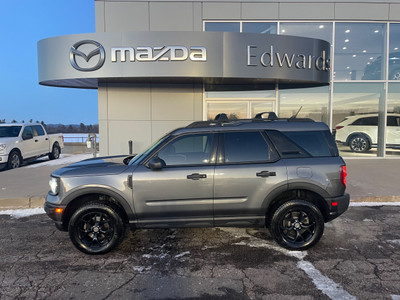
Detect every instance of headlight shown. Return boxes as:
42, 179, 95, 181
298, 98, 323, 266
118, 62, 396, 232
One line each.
0, 144, 6, 154
49, 177, 60, 195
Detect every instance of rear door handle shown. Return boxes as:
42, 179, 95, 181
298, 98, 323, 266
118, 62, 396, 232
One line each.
187, 173, 207, 180
256, 171, 276, 178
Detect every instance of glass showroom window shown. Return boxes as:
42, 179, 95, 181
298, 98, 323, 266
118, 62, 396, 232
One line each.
280, 22, 333, 43
278, 86, 329, 124
389, 24, 400, 81
242, 22, 277, 34
204, 22, 240, 32
333, 83, 385, 157
387, 84, 400, 156
335, 23, 386, 81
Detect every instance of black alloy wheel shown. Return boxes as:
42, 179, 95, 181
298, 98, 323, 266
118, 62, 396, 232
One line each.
349, 135, 370, 153
8, 151, 22, 169
269, 200, 324, 251
68, 202, 125, 254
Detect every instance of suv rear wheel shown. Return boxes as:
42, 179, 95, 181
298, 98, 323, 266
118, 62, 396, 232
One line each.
349, 134, 371, 153
68, 202, 125, 254
269, 200, 324, 251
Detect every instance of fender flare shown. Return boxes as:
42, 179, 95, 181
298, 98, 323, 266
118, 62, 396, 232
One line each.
62, 186, 135, 220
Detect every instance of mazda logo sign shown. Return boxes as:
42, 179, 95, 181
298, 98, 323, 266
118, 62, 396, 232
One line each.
70, 40, 105, 71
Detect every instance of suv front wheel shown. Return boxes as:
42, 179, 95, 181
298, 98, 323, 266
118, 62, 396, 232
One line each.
68, 202, 125, 254
269, 200, 324, 251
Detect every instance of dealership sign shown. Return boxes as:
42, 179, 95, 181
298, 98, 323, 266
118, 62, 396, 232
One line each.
38, 31, 330, 89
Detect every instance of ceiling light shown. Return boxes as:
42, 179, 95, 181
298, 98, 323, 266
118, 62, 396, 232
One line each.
342, 47, 347, 50
345, 29, 350, 33
395, 47, 399, 50
370, 57, 374, 60
362, 50, 367, 53
346, 66, 350, 69
345, 39, 349, 43
319, 25, 324, 29
352, 54, 357, 57
281, 29, 286, 33
374, 30, 379, 33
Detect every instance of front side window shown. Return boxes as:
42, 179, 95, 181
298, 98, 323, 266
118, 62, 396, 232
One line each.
22, 127, 34, 140
222, 131, 278, 163
157, 134, 214, 166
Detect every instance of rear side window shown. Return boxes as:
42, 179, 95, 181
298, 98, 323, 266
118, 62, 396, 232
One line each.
351, 117, 378, 126
34, 125, 45, 136
267, 130, 337, 158
222, 131, 278, 163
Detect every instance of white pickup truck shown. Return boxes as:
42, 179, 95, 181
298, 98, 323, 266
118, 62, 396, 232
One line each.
0, 124, 64, 170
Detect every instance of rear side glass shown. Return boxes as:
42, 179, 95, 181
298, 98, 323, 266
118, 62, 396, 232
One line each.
282, 131, 337, 157
266, 130, 310, 158
351, 117, 378, 126
223, 131, 278, 163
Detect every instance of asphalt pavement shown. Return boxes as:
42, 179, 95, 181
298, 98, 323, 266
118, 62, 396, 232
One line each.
0, 206, 399, 299
0, 154, 399, 210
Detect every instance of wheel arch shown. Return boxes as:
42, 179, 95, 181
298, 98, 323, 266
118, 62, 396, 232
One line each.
60, 187, 135, 230
345, 132, 372, 146
264, 188, 331, 226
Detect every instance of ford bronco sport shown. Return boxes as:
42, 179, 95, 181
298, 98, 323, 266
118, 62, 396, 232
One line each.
45, 113, 350, 254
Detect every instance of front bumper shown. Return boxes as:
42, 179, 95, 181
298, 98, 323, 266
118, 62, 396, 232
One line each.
326, 193, 350, 222
44, 200, 66, 226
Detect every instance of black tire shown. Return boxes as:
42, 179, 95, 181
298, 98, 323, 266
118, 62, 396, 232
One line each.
49, 144, 60, 160
269, 200, 324, 251
7, 150, 22, 169
349, 134, 371, 153
68, 202, 125, 255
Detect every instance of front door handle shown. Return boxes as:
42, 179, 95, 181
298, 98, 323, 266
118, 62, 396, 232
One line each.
256, 171, 276, 178
187, 173, 207, 180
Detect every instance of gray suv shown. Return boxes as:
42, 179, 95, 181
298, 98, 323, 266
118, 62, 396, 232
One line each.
44, 113, 350, 254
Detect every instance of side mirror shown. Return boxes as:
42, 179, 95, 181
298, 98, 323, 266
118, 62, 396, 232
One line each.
148, 157, 165, 170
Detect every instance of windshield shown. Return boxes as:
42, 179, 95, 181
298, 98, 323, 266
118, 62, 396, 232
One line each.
0, 126, 22, 138
128, 135, 169, 165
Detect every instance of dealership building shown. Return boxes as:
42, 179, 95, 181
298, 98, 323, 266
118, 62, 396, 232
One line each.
38, 0, 400, 157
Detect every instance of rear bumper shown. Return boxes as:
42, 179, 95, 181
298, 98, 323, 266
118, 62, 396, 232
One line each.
326, 193, 350, 222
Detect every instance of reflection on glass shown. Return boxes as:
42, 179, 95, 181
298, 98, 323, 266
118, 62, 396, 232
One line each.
334, 23, 386, 81
251, 102, 275, 118
205, 90, 276, 99
207, 102, 247, 120
280, 22, 332, 42
389, 24, 400, 81
333, 83, 384, 157
204, 22, 240, 32
242, 22, 277, 34
278, 86, 329, 124
387, 83, 400, 156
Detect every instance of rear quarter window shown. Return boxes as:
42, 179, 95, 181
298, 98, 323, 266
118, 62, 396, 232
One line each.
267, 130, 338, 158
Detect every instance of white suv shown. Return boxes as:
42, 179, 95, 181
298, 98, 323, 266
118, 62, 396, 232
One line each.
335, 113, 400, 153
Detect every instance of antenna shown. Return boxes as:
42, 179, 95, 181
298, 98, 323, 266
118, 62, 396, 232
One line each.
290, 106, 303, 119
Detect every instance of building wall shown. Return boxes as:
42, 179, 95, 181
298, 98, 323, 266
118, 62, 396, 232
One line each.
95, 0, 400, 155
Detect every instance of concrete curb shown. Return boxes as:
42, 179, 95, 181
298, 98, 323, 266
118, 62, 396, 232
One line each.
1, 196, 399, 212
0, 197, 45, 211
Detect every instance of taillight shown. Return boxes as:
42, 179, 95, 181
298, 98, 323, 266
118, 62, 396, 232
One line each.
340, 165, 347, 187
336, 126, 344, 130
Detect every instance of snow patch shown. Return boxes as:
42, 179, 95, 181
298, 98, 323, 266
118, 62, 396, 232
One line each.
387, 240, 400, 246
174, 251, 190, 259
0, 207, 45, 218
298, 260, 356, 300
25, 154, 93, 168
391, 295, 400, 300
